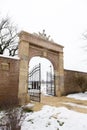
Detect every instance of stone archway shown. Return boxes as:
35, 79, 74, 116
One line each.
18, 31, 65, 104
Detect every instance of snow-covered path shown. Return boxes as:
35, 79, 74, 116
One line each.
0, 92, 87, 130
22, 105, 87, 130
21, 92, 87, 130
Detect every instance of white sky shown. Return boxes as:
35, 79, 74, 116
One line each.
0, 0, 87, 72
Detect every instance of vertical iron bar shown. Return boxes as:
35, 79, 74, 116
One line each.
39, 63, 41, 102
46, 72, 48, 94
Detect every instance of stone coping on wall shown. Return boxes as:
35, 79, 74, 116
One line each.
0, 54, 20, 60
64, 69, 87, 74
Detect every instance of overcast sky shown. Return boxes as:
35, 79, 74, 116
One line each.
0, 0, 87, 72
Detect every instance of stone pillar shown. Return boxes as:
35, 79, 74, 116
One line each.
18, 40, 30, 105
54, 52, 64, 96
54, 70, 61, 96
58, 52, 65, 95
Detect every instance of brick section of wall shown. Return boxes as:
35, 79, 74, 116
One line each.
64, 69, 87, 95
0, 56, 19, 106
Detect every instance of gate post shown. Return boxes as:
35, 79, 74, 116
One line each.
58, 52, 65, 95
18, 35, 30, 105
54, 52, 65, 96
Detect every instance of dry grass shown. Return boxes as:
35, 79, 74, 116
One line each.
32, 94, 87, 113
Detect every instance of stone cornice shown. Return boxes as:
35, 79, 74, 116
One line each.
19, 31, 64, 53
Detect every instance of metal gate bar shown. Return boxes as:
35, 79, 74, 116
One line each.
46, 71, 55, 96
28, 63, 41, 102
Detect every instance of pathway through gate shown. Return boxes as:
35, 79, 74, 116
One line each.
28, 62, 55, 102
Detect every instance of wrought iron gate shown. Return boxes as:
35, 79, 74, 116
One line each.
28, 63, 41, 102
46, 72, 55, 96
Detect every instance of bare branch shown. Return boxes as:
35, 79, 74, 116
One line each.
0, 16, 18, 56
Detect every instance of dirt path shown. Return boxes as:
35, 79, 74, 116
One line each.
32, 95, 87, 113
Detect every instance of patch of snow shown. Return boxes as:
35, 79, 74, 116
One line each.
28, 89, 40, 93
67, 92, 87, 100
21, 105, 87, 130
0, 54, 20, 60
63, 102, 87, 109
23, 103, 34, 110
41, 84, 46, 95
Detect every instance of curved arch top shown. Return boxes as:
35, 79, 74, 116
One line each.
18, 31, 65, 104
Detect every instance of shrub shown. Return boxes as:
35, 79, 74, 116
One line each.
75, 76, 87, 93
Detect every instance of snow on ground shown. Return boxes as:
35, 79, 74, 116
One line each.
22, 105, 87, 130
21, 92, 87, 130
0, 92, 87, 130
67, 92, 87, 100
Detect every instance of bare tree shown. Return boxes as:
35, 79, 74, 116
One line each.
0, 17, 18, 56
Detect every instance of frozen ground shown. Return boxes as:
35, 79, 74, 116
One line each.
21, 92, 87, 130
67, 92, 87, 100
0, 92, 87, 130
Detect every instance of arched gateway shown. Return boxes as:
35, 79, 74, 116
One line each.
18, 31, 65, 104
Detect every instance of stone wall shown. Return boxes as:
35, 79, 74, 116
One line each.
64, 69, 87, 95
0, 54, 87, 105
0, 55, 19, 106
